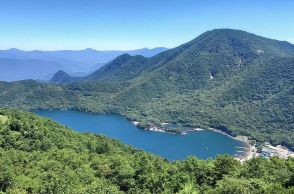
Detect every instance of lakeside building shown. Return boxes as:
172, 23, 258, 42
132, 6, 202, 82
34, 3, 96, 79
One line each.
260, 143, 294, 159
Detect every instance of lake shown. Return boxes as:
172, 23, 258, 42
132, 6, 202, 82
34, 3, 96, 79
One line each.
35, 110, 247, 160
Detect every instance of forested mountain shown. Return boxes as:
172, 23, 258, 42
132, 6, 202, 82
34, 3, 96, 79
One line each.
0, 29, 293, 150
86, 54, 150, 81
0, 109, 293, 193
0, 47, 167, 81
50, 54, 151, 83
50, 70, 74, 84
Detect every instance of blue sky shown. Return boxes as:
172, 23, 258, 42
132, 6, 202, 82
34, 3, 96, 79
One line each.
0, 0, 293, 50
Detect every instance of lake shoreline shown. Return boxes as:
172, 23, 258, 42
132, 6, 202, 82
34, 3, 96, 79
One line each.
131, 121, 256, 161
32, 107, 294, 155
49, 108, 292, 161
37, 109, 249, 160
207, 128, 257, 162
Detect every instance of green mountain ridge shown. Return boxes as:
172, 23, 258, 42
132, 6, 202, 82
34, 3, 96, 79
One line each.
86, 54, 150, 81
1, 29, 293, 150
50, 70, 73, 83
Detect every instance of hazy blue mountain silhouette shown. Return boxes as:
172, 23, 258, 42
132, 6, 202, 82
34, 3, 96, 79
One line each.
0, 47, 167, 81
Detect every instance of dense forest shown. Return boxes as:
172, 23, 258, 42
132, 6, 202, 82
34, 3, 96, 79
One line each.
0, 29, 293, 150
0, 109, 293, 193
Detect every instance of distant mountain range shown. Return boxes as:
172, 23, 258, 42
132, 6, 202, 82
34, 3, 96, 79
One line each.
1, 29, 293, 150
50, 54, 151, 83
0, 47, 167, 81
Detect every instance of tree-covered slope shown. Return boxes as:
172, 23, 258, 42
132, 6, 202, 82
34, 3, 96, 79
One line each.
50, 54, 150, 83
50, 70, 74, 83
86, 54, 150, 81
0, 109, 293, 193
0, 29, 294, 150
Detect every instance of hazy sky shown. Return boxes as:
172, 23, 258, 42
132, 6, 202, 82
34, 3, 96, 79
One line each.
1, 0, 293, 50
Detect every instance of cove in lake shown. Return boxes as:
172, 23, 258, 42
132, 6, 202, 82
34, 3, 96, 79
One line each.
35, 110, 247, 160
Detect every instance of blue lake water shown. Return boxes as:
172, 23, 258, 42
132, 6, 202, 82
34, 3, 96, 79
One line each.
35, 110, 247, 160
